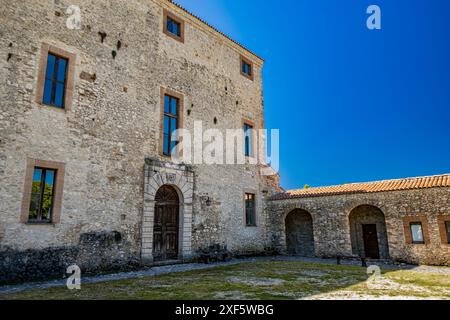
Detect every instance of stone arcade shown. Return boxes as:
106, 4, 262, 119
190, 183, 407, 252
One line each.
0, 0, 449, 284
269, 176, 450, 266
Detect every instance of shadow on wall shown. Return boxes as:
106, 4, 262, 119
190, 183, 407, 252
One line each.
283, 205, 391, 262
285, 209, 315, 257
0, 231, 140, 285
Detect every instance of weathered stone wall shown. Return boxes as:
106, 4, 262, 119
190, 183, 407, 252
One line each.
268, 188, 450, 266
348, 205, 389, 259
0, 0, 271, 283
285, 209, 314, 256
0, 230, 139, 285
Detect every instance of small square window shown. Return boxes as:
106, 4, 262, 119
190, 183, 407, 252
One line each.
410, 222, 425, 244
242, 61, 251, 76
240, 56, 254, 80
167, 17, 181, 37
163, 10, 184, 43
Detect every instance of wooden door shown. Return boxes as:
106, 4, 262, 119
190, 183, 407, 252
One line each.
362, 224, 380, 259
153, 186, 179, 262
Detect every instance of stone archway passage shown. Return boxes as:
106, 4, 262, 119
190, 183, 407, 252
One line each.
285, 209, 315, 257
153, 185, 180, 262
349, 205, 390, 259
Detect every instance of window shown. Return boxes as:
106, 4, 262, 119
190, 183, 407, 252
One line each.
43, 53, 68, 108
240, 56, 254, 80
36, 44, 76, 111
410, 222, 425, 244
29, 168, 56, 223
163, 94, 179, 156
242, 61, 252, 76
163, 9, 185, 43
167, 16, 181, 37
21, 159, 65, 224
446, 221, 450, 244
437, 215, 450, 245
245, 193, 256, 227
244, 122, 253, 157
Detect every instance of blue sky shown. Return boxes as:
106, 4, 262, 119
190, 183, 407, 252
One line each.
175, 0, 450, 190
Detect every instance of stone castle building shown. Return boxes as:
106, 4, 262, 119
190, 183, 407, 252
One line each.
0, 0, 449, 284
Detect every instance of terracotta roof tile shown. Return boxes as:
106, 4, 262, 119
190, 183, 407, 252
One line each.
271, 174, 450, 200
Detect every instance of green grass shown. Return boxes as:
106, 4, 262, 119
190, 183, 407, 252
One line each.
1, 261, 449, 300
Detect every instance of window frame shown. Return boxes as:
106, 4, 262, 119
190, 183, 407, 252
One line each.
409, 222, 425, 244
242, 119, 256, 159
163, 95, 179, 156
21, 159, 65, 224
244, 191, 257, 227
28, 167, 57, 223
163, 9, 185, 43
402, 216, 429, 245
36, 43, 76, 111
437, 215, 450, 245
42, 53, 68, 108
160, 87, 184, 157
240, 55, 254, 81
446, 222, 450, 244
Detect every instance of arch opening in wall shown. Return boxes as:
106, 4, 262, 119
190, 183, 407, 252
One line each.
349, 205, 390, 260
285, 209, 315, 257
153, 185, 180, 262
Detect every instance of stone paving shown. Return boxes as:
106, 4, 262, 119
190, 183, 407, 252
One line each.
1, 256, 448, 295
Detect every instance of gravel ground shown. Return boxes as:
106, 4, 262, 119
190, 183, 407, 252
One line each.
1, 256, 448, 295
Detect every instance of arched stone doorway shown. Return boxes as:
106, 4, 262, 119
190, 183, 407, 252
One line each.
349, 205, 389, 259
141, 158, 194, 264
153, 185, 180, 261
285, 209, 315, 257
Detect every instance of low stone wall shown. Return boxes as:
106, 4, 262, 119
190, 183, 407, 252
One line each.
0, 231, 140, 285
268, 188, 450, 266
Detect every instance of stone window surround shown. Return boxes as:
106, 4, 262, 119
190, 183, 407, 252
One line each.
243, 189, 258, 227
35, 43, 76, 112
242, 118, 256, 160
159, 87, 184, 158
163, 9, 185, 43
20, 159, 65, 224
240, 55, 254, 81
142, 159, 194, 263
437, 215, 450, 245
402, 216, 430, 245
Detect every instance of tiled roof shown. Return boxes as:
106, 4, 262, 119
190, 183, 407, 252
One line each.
167, 1, 263, 62
271, 174, 450, 200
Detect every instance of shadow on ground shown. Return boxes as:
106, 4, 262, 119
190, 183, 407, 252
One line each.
1, 257, 449, 300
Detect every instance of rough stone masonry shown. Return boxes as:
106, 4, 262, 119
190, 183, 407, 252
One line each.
0, 0, 449, 285
0, 0, 280, 284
